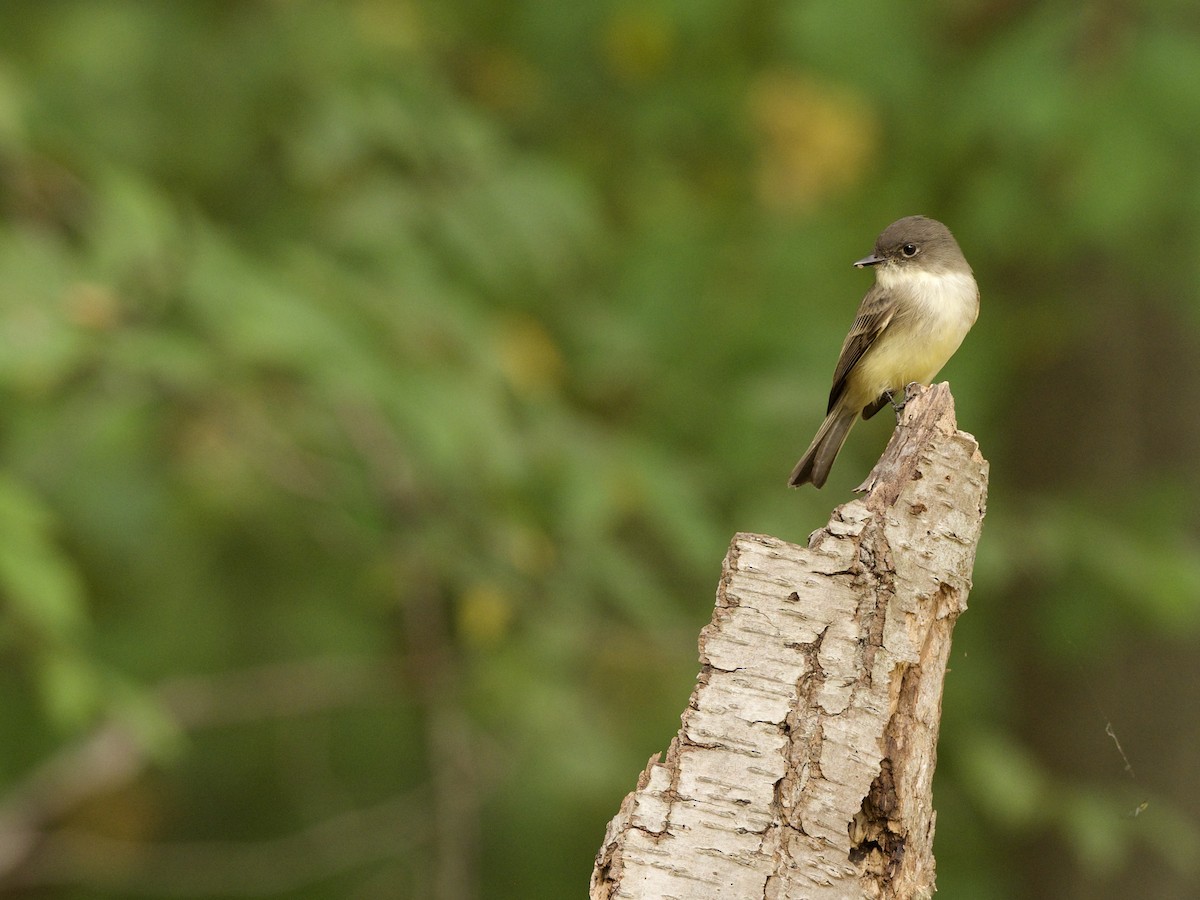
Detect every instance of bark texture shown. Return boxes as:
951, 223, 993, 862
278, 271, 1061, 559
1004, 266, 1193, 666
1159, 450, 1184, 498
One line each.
591, 383, 988, 900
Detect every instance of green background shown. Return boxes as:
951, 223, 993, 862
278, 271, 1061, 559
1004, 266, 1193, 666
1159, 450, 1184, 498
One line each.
0, 2, 1198, 898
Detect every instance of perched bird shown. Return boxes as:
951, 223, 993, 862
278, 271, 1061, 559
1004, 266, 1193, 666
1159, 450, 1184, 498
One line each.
789, 216, 978, 488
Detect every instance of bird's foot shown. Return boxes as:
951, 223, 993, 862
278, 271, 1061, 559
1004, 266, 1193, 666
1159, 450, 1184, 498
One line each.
884, 389, 907, 422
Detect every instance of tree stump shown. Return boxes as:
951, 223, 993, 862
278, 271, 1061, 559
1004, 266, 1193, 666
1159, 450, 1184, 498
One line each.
591, 383, 988, 900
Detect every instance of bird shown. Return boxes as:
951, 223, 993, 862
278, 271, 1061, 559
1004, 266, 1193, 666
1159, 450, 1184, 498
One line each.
788, 216, 978, 488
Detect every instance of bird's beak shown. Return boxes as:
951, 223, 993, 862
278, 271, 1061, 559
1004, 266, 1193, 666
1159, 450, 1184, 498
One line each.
853, 253, 885, 268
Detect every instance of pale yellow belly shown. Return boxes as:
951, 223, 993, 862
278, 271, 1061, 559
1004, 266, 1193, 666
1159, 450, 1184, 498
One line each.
847, 318, 969, 409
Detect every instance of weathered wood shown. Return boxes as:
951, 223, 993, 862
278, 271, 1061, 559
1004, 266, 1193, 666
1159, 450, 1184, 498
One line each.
592, 383, 988, 900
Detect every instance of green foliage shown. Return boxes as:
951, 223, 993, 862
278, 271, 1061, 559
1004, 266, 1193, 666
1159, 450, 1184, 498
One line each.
0, 2, 1198, 898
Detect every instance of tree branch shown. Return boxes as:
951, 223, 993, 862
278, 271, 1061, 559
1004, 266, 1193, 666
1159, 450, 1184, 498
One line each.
592, 383, 988, 900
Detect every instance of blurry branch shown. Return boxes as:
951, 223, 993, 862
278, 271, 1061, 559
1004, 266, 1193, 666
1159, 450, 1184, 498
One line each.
0, 657, 400, 887
592, 384, 988, 900
9, 794, 421, 896
160, 656, 398, 729
395, 551, 480, 900
340, 395, 482, 900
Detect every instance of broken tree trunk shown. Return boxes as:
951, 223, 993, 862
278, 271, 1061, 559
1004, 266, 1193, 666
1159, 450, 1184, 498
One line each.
591, 383, 988, 900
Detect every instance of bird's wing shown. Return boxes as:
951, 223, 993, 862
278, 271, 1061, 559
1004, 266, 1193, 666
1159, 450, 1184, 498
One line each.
827, 285, 894, 414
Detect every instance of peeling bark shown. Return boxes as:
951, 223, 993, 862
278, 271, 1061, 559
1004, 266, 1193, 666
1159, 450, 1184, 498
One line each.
592, 383, 988, 900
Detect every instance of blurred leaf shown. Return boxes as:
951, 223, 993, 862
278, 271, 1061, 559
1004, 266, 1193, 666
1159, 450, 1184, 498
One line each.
36, 648, 102, 730
0, 233, 87, 393
0, 471, 87, 643
748, 71, 878, 215
1060, 788, 1132, 874
958, 730, 1050, 829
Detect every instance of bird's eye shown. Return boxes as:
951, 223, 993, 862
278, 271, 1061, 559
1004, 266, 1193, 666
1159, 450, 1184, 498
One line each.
901, 243, 918, 257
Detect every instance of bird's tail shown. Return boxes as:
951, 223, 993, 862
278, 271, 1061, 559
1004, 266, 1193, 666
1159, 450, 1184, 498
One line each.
788, 406, 857, 488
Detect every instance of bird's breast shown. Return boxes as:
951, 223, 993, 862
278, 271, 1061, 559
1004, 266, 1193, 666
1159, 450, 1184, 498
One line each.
851, 268, 979, 405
